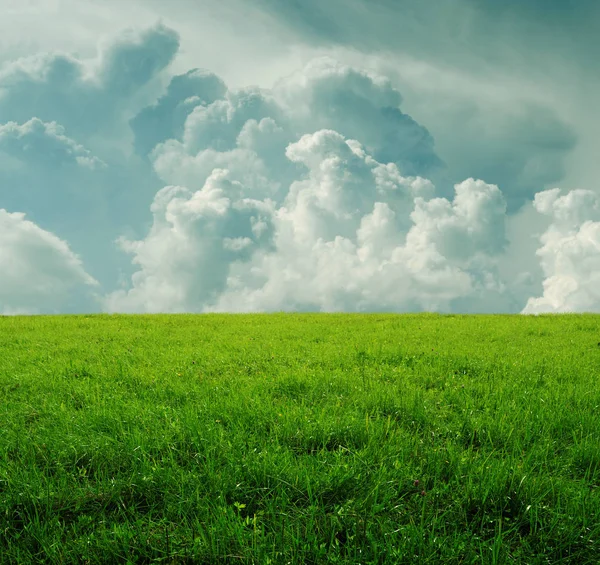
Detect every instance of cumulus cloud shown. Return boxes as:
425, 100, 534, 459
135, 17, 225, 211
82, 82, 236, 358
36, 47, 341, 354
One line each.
0, 23, 183, 304
0, 118, 105, 169
273, 58, 443, 176
108, 126, 508, 313
140, 56, 576, 227
138, 58, 441, 195
106, 169, 275, 312
0, 23, 179, 139
522, 188, 600, 313
213, 142, 506, 313
0, 209, 98, 314
0, 21, 590, 316
130, 68, 228, 157
107, 57, 525, 314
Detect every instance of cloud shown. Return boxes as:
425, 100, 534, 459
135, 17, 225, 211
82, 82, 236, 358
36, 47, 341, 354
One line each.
111, 57, 526, 314
212, 138, 506, 313
106, 168, 276, 313
148, 90, 291, 205
143, 57, 442, 207
0, 23, 179, 139
140, 55, 575, 221
273, 58, 443, 176
129, 68, 228, 157
0, 118, 105, 169
241, 0, 600, 77
115, 57, 582, 315
0, 18, 592, 316
419, 99, 577, 212
108, 127, 508, 314
522, 188, 600, 313
0, 23, 182, 300
0, 208, 98, 314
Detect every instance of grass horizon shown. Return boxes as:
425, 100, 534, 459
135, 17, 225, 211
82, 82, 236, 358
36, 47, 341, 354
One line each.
2, 313, 600, 563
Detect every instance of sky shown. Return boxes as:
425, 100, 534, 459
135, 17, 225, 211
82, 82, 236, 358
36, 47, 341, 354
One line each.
0, 0, 598, 315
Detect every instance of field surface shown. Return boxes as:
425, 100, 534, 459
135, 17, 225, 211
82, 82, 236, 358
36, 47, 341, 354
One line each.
1, 313, 600, 564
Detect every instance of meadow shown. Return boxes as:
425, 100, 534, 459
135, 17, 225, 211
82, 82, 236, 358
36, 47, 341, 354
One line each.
1, 313, 600, 564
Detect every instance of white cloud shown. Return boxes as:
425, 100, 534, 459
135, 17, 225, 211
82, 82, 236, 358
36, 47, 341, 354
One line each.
213, 157, 506, 313
272, 57, 442, 176
145, 57, 443, 215
0, 209, 98, 314
0, 18, 591, 316
0, 118, 105, 169
0, 23, 179, 140
108, 125, 509, 313
522, 188, 600, 313
106, 169, 276, 313
113, 56, 515, 314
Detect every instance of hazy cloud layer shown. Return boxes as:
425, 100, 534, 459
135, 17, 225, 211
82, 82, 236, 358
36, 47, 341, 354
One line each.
407, 97, 578, 212
241, 0, 600, 75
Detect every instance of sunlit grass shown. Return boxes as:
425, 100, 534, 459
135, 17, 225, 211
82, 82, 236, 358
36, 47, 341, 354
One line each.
1, 313, 600, 563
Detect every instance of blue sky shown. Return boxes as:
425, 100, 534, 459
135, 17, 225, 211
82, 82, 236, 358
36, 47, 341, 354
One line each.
0, 0, 598, 314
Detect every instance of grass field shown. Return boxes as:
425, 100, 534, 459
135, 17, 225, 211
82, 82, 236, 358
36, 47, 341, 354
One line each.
1, 313, 600, 564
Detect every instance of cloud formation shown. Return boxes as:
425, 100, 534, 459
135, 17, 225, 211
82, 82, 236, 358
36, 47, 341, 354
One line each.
0, 20, 597, 315
273, 58, 443, 176
108, 126, 508, 313
0, 118, 105, 169
106, 169, 276, 313
0, 23, 179, 139
130, 68, 228, 157
106, 51, 600, 315
0, 24, 182, 295
0, 209, 98, 314
522, 189, 600, 313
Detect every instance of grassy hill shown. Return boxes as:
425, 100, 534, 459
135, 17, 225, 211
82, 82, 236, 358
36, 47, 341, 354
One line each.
1, 313, 600, 564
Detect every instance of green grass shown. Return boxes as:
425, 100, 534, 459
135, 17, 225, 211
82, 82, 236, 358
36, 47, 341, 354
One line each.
1, 313, 600, 564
